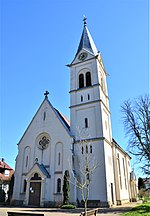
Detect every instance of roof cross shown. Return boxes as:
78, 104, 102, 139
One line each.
83, 15, 87, 26
44, 90, 49, 98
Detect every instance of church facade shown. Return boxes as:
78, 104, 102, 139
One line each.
12, 20, 136, 207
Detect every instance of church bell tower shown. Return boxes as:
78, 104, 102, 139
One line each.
68, 17, 115, 205
69, 18, 112, 143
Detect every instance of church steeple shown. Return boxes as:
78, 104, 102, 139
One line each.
75, 17, 98, 57
69, 18, 111, 143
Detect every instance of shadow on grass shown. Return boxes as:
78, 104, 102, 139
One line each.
130, 203, 150, 214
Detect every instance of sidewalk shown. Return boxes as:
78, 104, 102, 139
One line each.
0, 202, 140, 216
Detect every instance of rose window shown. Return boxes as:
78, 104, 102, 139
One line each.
38, 136, 49, 150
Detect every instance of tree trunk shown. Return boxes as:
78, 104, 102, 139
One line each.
84, 199, 87, 216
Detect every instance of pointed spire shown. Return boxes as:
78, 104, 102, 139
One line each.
75, 16, 98, 57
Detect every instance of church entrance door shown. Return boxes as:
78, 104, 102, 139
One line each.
29, 182, 41, 206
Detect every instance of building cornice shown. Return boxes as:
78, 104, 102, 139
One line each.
67, 56, 98, 67
69, 99, 110, 114
69, 83, 109, 100
74, 136, 112, 146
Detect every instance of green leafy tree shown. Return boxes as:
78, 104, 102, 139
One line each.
63, 170, 70, 205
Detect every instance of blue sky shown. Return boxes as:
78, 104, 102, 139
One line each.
0, 0, 149, 177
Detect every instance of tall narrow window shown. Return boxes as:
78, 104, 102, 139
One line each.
90, 145, 92, 153
85, 118, 88, 128
86, 145, 88, 154
58, 153, 61, 165
88, 94, 90, 100
82, 146, 84, 154
57, 178, 61, 193
122, 158, 127, 189
81, 95, 83, 102
43, 111, 46, 120
79, 74, 84, 88
86, 72, 91, 87
26, 156, 28, 168
117, 154, 122, 189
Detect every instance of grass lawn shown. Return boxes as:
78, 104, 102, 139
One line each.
144, 197, 150, 201
122, 202, 150, 216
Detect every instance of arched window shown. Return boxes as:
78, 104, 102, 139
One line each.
31, 173, 41, 180
79, 74, 84, 88
86, 72, 91, 87
81, 95, 83, 102
57, 178, 61, 193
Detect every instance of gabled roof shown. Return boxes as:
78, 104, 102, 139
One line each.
47, 99, 71, 135
36, 163, 50, 178
26, 162, 50, 179
0, 160, 13, 170
75, 23, 98, 57
18, 96, 72, 145
54, 108, 70, 130
0, 160, 14, 182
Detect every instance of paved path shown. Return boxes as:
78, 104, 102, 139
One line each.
0, 202, 140, 216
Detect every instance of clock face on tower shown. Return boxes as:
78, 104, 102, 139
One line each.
78, 52, 88, 61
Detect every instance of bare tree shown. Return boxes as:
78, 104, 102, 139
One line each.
71, 128, 100, 214
121, 95, 150, 175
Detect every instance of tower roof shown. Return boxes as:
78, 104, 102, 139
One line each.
75, 18, 98, 57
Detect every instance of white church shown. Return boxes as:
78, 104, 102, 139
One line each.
12, 19, 137, 207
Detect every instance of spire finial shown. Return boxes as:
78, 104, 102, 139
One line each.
83, 15, 87, 26
44, 90, 49, 99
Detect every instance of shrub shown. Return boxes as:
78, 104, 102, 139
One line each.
61, 204, 76, 209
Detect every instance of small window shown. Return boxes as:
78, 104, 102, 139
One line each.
86, 72, 91, 87
90, 145, 92, 153
31, 173, 41, 180
88, 94, 90, 100
81, 96, 83, 102
86, 145, 88, 154
57, 178, 61, 193
79, 74, 84, 88
4, 170, 10, 176
85, 118, 88, 128
82, 146, 84, 154
43, 111, 46, 121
